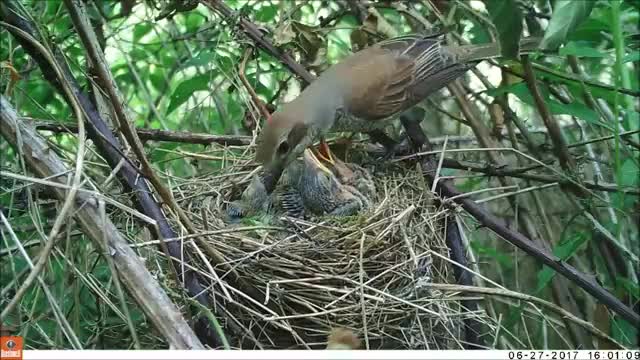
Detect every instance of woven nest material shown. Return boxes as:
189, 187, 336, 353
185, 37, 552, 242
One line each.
167, 146, 490, 349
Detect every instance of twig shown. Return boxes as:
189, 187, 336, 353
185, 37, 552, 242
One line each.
64, 0, 236, 295
27, 118, 252, 146
568, 129, 640, 149
428, 175, 640, 327
98, 199, 142, 349
202, 0, 315, 84
521, 55, 575, 170
444, 216, 481, 348
0, 212, 83, 349
400, 109, 482, 348
239, 47, 272, 121
393, 147, 640, 196
495, 60, 640, 98
28, 116, 640, 151
438, 158, 639, 196
0, 95, 204, 349
0, 9, 87, 326
427, 283, 625, 349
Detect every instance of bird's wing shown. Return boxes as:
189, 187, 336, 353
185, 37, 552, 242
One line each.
278, 186, 306, 218
347, 35, 473, 120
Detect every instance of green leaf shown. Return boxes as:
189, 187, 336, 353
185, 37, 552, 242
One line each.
255, 4, 278, 22
149, 69, 165, 91
166, 73, 213, 115
623, 51, 640, 63
484, 0, 523, 59
618, 158, 640, 187
504, 303, 527, 329
541, 0, 596, 50
129, 48, 147, 61
549, 101, 602, 126
467, 16, 492, 45
133, 23, 153, 42
568, 18, 610, 43
535, 232, 589, 293
616, 277, 640, 300
559, 41, 607, 58
612, 157, 639, 212
183, 49, 217, 68
612, 317, 638, 348
185, 12, 205, 33
469, 241, 513, 269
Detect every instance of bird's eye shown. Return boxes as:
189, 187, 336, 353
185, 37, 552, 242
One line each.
277, 141, 290, 155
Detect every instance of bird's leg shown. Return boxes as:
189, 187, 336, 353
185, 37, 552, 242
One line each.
366, 129, 399, 159
399, 108, 429, 151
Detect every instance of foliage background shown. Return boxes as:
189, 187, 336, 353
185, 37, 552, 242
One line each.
0, 0, 638, 350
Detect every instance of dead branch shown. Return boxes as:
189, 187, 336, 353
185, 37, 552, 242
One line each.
238, 47, 272, 121
28, 118, 251, 146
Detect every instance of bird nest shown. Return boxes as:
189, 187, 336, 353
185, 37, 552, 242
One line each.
166, 145, 488, 349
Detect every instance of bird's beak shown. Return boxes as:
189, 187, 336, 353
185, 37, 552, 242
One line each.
312, 141, 356, 181
312, 140, 335, 166
261, 162, 285, 194
303, 148, 333, 176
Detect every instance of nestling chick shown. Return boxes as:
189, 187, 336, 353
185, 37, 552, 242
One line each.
226, 174, 272, 220
294, 148, 366, 217
228, 146, 375, 220
313, 141, 376, 204
326, 328, 361, 350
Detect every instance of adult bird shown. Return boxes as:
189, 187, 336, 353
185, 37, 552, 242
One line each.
255, 33, 539, 192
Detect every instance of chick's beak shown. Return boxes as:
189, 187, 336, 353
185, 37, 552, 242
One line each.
312, 139, 335, 165
312, 141, 356, 182
303, 148, 333, 176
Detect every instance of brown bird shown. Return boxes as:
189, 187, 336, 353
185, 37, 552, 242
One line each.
256, 33, 540, 189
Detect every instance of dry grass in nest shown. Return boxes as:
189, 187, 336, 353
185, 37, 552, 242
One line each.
166, 146, 493, 349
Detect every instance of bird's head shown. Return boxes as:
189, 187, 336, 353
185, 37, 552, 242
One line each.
301, 148, 339, 192
256, 111, 312, 184
314, 142, 377, 201
312, 141, 355, 184
326, 328, 361, 350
